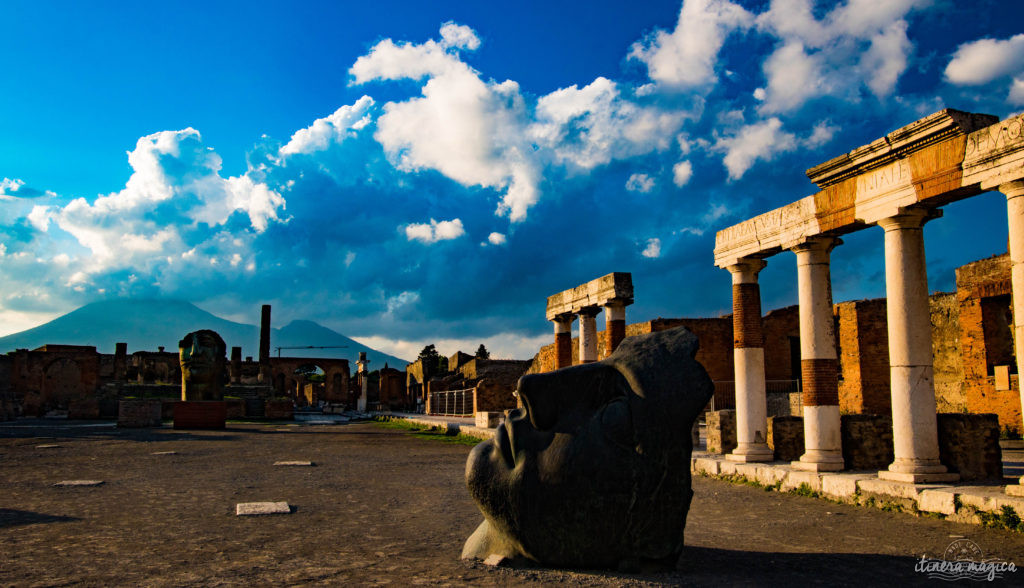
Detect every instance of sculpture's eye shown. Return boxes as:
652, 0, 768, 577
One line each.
600, 396, 633, 448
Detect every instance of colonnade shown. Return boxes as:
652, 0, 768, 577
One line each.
715, 109, 1024, 484
550, 302, 629, 368
546, 273, 634, 368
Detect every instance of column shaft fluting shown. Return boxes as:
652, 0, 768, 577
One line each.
604, 304, 626, 358
792, 237, 844, 472
726, 258, 774, 463
578, 309, 599, 364
878, 209, 954, 482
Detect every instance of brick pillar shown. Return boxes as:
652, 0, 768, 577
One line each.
552, 314, 573, 370
578, 307, 599, 364
726, 258, 774, 463
791, 237, 844, 472
258, 304, 271, 383
230, 346, 242, 384
604, 303, 626, 358
356, 352, 369, 412
878, 209, 956, 483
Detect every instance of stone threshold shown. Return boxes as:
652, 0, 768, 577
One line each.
692, 452, 1024, 528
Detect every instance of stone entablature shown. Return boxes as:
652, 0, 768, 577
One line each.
545, 272, 634, 320
714, 109, 1019, 267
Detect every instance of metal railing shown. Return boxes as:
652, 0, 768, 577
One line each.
429, 388, 474, 417
707, 379, 802, 411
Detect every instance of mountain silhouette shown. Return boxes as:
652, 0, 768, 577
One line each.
0, 299, 410, 368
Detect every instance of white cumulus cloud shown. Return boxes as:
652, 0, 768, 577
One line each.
630, 0, 754, 89
405, 218, 465, 244
626, 173, 655, 193
487, 232, 507, 245
672, 161, 693, 187
280, 96, 375, 155
641, 238, 662, 258
945, 34, 1024, 87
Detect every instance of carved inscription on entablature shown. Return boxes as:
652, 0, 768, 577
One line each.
856, 159, 912, 201
715, 197, 818, 262
965, 114, 1024, 159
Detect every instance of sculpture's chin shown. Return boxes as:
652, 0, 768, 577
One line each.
460, 519, 527, 562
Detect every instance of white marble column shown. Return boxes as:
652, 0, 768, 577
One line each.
578, 307, 599, 364
726, 258, 774, 463
877, 209, 956, 483
1001, 180, 1024, 494
791, 237, 844, 472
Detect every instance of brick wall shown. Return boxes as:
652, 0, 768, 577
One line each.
836, 299, 892, 415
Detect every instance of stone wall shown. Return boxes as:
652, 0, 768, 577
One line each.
768, 416, 803, 461
118, 399, 163, 428
931, 292, 966, 413
955, 253, 1021, 432
840, 414, 893, 470
937, 413, 1002, 481
766, 392, 802, 417
706, 410, 736, 455
836, 299, 891, 415
473, 379, 516, 413
762, 306, 800, 381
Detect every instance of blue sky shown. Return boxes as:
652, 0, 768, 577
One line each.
1, 0, 1023, 360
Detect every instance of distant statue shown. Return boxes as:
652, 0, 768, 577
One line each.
462, 327, 712, 569
179, 330, 227, 401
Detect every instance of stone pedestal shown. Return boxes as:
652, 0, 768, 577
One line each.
877, 210, 957, 483
726, 258, 774, 463
173, 401, 227, 429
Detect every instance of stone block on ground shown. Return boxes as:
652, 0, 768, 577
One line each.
937, 413, 1002, 481
706, 409, 736, 455
840, 414, 893, 470
236, 502, 291, 516
475, 411, 503, 428
54, 480, 104, 487
273, 461, 314, 467
768, 416, 804, 461
173, 401, 227, 430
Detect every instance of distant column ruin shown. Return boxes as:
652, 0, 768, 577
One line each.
546, 273, 633, 367
258, 304, 271, 383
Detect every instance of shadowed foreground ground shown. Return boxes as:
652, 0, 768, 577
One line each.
2, 421, 1023, 586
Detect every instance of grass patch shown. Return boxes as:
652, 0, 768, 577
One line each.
980, 505, 1024, 532
789, 483, 821, 499
372, 417, 481, 446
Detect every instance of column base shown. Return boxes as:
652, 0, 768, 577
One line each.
791, 451, 844, 472
726, 443, 774, 463
878, 459, 958, 483
1006, 483, 1024, 497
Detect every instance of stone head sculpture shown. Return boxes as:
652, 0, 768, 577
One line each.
463, 326, 712, 569
179, 329, 227, 401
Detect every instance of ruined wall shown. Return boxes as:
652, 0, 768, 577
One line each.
473, 379, 516, 413
955, 253, 1021, 432
931, 292, 966, 413
762, 306, 800, 381
836, 299, 892, 415
0, 355, 14, 420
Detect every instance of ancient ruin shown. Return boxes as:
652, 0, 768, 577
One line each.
546, 272, 634, 367
463, 327, 711, 568
713, 109, 1024, 486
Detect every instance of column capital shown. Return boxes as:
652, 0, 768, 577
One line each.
577, 306, 601, 318
790, 235, 841, 256
1000, 179, 1024, 198
876, 207, 942, 232
726, 257, 767, 284
550, 312, 574, 325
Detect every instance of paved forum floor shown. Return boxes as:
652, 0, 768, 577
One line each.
2, 421, 1023, 586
